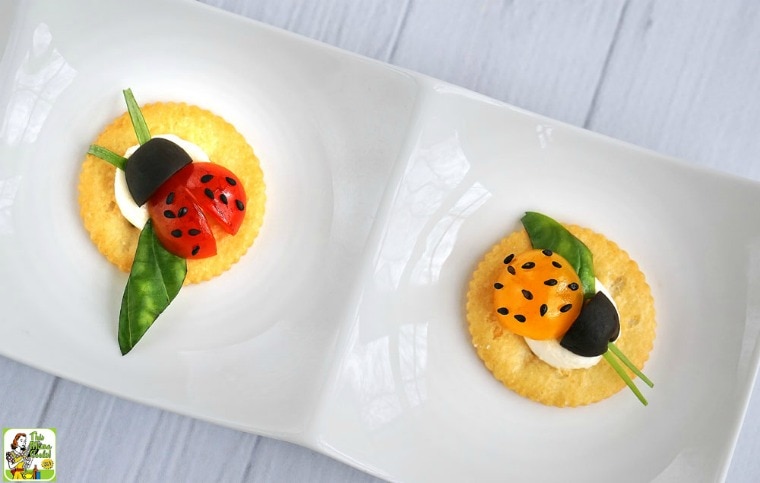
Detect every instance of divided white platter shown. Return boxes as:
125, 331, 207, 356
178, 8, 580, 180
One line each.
2, 1, 759, 481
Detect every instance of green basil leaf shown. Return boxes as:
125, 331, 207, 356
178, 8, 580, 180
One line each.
123, 88, 151, 145
118, 220, 186, 355
521, 211, 595, 298
87, 144, 127, 170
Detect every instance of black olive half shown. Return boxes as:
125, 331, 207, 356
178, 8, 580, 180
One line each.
559, 292, 620, 357
124, 137, 192, 206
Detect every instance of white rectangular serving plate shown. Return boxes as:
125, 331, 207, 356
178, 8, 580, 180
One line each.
2, 1, 760, 482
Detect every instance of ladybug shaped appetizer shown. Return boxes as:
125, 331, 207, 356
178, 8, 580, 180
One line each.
83, 89, 263, 355
466, 211, 655, 406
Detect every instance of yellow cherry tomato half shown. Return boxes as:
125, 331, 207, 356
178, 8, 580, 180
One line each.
493, 249, 583, 340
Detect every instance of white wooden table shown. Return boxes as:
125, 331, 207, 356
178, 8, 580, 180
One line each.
2, 0, 760, 481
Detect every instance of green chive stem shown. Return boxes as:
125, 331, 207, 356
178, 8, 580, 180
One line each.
88, 144, 127, 170
603, 351, 648, 406
608, 342, 654, 388
123, 88, 151, 144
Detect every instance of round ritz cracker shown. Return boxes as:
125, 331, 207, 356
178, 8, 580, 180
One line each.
466, 225, 656, 407
78, 102, 266, 284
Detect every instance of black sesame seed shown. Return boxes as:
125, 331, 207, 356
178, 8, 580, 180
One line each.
568, 283, 579, 291
503, 253, 514, 264
507, 266, 516, 275
188, 229, 201, 236
204, 188, 214, 200
552, 261, 562, 268
171, 229, 182, 238
191, 245, 200, 256
219, 193, 228, 205
542, 249, 553, 256
521, 289, 533, 300
521, 262, 535, 269
200, 174, 214, 183
166, 192, 175, 205
540, 304, 548, 316
225, 177, 237, 186
163, 210, 176, 219
560, 304, 573, 313
497, 307, 509, 316
544, 279, 558, 286
494, 282, 504, 289
235, 200, 245, 211
177, 207, 188, 218
514, 314, 526, 323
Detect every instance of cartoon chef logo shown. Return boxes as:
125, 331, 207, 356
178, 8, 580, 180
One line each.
2, 429, 55, 481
